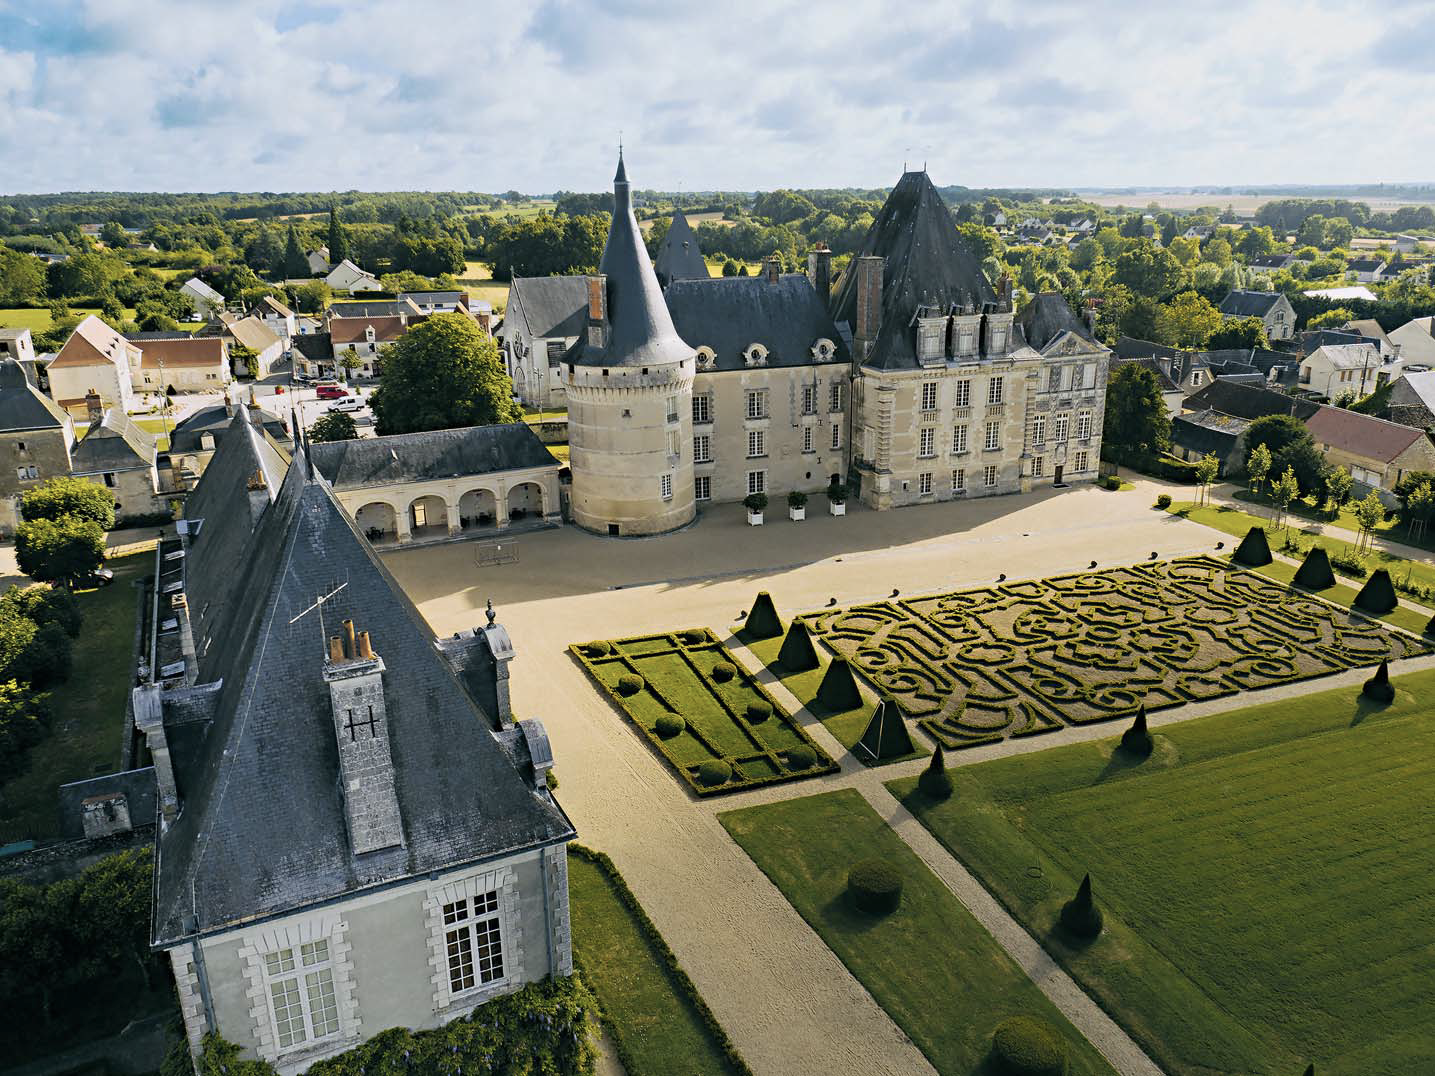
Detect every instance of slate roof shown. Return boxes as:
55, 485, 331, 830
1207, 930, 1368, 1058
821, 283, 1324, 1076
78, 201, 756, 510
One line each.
309, 423, 557, 489
664, 274, 849, 371
292, 332, 333, 364
328, 299, 422, 320
169, 403, 289, 454
1113, 337, 1184, 363
830, 170, 996, 371
1015, 292, 1101, 352
654, 210, 710, 288
1391, 370, 1435, 412
1109, 355, 1179, 393
1341, 319, 1393, 349
575, 153, 692, 369
249, 295, 294, 319
1247, 254, 1294, 270
1183, 378, 1319, 422
1172, 410, 1247, 457
1308, 342, 1383, 371
506, 277, 588, 340
1219, 289, 1286, 318
329, 315, 418, 346
398, 290, 467, 308
0, 358, 70, 432
1347, 258, 1386, 273
70, 408, 155, 474
1300, 329, 1375, 356
1305, 405, 1428, 463
180, 277, 224, 303
155, 427, 572, 943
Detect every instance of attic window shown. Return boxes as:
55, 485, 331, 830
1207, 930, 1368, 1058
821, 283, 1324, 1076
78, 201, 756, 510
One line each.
694, 347, 716, 370
810, 338, 835, 362
916, 318, 946, 363
743, 344, 769, 367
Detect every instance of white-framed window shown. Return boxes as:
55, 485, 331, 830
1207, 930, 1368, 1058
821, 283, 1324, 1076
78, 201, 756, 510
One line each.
987, 377, 1004, 405
953, 468, 966, 492
693, 434, 711, 463
661, 473, 673, 500
1048, 366, 1062, 392
954, 379, 971, 407
802, 384, 818, 415
15, 465, 38, 481
919, 427, 936, 458
1055, 412, 1070, 441
1081, 363, 1095, 390
1032, 414, 1046, 445
984, 421, 1000, 451
667, 429, 681, 457
1033, 456, 1045, 478
695, 475, 711, 500
989, 326, 1007, 353
918, 472, 933, 495
745, 389, 767, 419
692, 395, 711, 424
665, 394, 680, 423
829, 382, 844, 412
1077, 410, 1092, 439
830, 422, 842, 451
920, 381, 938, 411
802, 425, 815, 453
747, 429, 766, 458
264, 940, 339, 1050
1075, 450, 1089, 472
953, 425, 968, 454
443, 892, 504, 995
747, 470, 765, 495
983, 464, 998, 488
957, 327, 976, 355
1191, 370, 1205, 388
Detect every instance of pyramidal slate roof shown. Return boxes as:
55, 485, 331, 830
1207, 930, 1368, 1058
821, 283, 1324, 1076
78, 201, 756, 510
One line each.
70, 408, 155, 474
309, 423, 557, 489
1015, 292, 1102, 353
654, 210, 710, 289
830, 170, 996, 371
0, 357, 70, 433
575, 152, 693, 369
155, 423, 572, 944
507, 276, 589, 340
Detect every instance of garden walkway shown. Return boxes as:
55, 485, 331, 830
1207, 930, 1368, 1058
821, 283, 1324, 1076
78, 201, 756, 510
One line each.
1204, 482, 1435, 564
386, 480, 1432, 1076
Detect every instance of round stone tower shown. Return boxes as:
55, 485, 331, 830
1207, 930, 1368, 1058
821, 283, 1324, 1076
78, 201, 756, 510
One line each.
563, 153, 696, 536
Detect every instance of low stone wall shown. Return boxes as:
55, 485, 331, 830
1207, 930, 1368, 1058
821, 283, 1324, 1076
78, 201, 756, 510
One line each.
532, 420, 569, 445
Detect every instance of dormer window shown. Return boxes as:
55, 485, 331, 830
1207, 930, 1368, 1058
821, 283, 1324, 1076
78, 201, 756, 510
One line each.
744, 344, 769, 367
364, 326, 376, 343
810, 338, 835, 362
694, 346, 716, 371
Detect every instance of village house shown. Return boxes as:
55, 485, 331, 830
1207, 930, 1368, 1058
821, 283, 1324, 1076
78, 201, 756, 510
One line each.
180, 277, 226, 320
1304, 405, 1435, 494
44, 314, 141, 418
221, 316, 284, 378
247, 295, 298, 346
167, 401, 291, 489
133, 336, 231, 394
500, 276, 588, 411
1299, 341, 1402, 400
1171, 379, 1320, 476
327, 298, 422, 322
328, 315, 422, 378
1245, 253, 1296, 276
306, 246, 331, 274
1388, 316, 1435, 368
325, 259, 382, 293
1345, 258, 1387, 284
292, 333, 335, 380
397, 290, 470, 315
69, 399, 163, 520
0, 327, 36, 364
0, 357, 75, 535
1382, 370, 1435, 429
1218, 289, 1295, 341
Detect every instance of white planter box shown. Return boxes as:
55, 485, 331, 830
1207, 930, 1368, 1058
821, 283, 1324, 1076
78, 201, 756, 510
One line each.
829, 502, 847, 516
789, 506, 806, 521
747, 511, 764, 526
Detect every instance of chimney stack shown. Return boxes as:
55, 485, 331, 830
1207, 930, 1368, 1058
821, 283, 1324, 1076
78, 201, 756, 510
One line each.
763, 255, 781, 285
1082, 298, 1099, 332
323, 624, 402, 855
585, 274, 608, 350
328, 635, 344, 663
854, 256, 885, 352
342, 618, 357, 660
357, 630, 374, 660
85, 388, 103, 426
808, 243, 832, 307
996, 273, 1014, 313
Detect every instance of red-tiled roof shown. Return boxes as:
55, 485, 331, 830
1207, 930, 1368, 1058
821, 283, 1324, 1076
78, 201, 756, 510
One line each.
329, 315, 419, 345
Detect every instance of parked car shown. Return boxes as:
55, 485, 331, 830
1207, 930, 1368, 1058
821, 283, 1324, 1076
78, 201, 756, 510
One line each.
328, 398, 363, 413
316, 384, 349, 400
78, 567, 115, 588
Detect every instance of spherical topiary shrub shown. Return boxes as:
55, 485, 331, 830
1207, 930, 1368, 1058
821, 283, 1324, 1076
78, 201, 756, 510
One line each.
785, 745, 816, 770
711, 661, 736, 683
654, 714, 685, 738
990, 1016, 1069, 1076
745, 700, 772, 723
848, 858, 903, 916
696, 760, 732, 787
616, 673, 644, 696
585, 640, 612, 656
682, 629, 707, 645
1154, 493, 1172, 510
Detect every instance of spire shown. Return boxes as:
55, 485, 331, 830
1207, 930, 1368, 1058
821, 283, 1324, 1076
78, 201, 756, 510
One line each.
614, 145, 627, 185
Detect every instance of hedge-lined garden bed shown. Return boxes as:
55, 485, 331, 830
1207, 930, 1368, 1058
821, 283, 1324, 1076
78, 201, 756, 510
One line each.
570, 629, 836, 795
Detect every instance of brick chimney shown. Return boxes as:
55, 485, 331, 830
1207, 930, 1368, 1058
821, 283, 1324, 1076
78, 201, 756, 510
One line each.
85, 388, 103, 426
585, 274, 608, 350
324, 620, 404, 855
854, 256, 885, 356
763, 255, 781, 285
807, 244, 832, 307
996, 273, 1014, 313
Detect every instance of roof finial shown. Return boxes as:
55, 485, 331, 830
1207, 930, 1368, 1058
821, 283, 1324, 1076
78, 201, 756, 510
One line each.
614, 135, 628, 185
485, 598, 496, 627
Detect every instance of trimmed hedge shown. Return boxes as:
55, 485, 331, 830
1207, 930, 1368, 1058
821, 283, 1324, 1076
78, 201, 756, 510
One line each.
617, 673, 645, 696
682, 629, 708, 645
1118, 706, 1153, 757
1154, 494, 1172, 509
816, 656, 863, 712
785, 745, 816, 770
1232, 526, 1272, 567
1058, 874, 1103, 939
1293, 546, 1335, 590
1362, 659, 1395, 704
744, 591, 783, 640
1354, 569, 1397, 615
697, 760, 733, 787
848, 858, 903, 916
711, 661, 736, 683
567, 845, 755, 1076
655, 714, 685, 738
1102, 475, 1121, 491
990, 1016, 1070, 1076
777, 620, 820, 672
744, 700, 772, 723
585, 640, 613, 656
917, 745, 954, 800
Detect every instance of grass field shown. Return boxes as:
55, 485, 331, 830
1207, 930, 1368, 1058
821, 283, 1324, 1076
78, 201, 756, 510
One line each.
456, 260, 509, 312
0, 306, 138, 334
568, 848, 746, 1075
888, 669, 1435, 1076
720, 789, 1116, 1075
0, 552, 144, 843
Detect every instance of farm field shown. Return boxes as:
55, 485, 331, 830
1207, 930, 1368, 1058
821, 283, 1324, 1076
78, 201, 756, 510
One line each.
457, 259, 509, 312
795, 554, 1427, 749
720, 789, 1116, 1076
0, 306, 138, 334
570, 628, 836, 794
888, 666, 1435, 1076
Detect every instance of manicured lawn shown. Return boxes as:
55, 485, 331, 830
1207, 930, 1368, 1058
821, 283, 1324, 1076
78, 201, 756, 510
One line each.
1248, 556, 1430, 634
719, 789, 1116, 1076
793, 555, 1426, 750
0, 551, 145, 842
743, 630, 927, 765
570, 629, 836, 795
0, 306, 140, 335
568, 847, 748, 1075
888, 669, 1435, 1076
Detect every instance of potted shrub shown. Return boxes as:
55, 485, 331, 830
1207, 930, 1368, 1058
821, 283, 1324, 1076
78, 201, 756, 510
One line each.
743, 492, 768, 525
787, 490, 808, 521
827, 478, 848, 516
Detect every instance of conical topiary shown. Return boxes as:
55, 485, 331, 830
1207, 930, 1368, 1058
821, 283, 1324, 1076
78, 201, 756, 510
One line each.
1293, 546, 1335, 590
1425, 612, 1435, 638
1119, 706, 1154, 757
1362, 658, 1394, 703
1232, 525, 1272, 567
815, 656, 862, 712
744, 590, 784, 639
917, 744, 953, 799
1059, 873, 1104, 939
855, 698, 914, 763
1301, 1065, 1314, 1076
1354, 569, 1397, 615
777, 619, 820, 672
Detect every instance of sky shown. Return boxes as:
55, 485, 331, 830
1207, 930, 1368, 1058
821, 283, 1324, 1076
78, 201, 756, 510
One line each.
0, 0, 1432, 196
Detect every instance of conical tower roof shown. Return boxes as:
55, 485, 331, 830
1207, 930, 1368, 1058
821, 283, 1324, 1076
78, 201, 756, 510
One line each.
576, 152, 693, 369
654, 209, 710, 288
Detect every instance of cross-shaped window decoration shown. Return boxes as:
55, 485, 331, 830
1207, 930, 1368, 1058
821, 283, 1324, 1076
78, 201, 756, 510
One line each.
343, 705, 379, 742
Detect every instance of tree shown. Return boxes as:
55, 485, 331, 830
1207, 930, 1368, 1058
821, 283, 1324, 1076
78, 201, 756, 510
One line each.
1352, 490, 1385, 553
1271, 465, 1300, 529
1244, 414, 1325, 497
1296, 214, 1327, 248
1101, 363, 1171, 463
338, 347, 364, 379
1156, 290, 1222, 349
1112, 241, 1185, 298
309, 411, 358, 443
99, 221, 129, 249
1195, 453, 1220, 507
1307, 307, 1356, 329
0, 245, 46, 305
1206, 316, 1269, 350
1246, 442, 1272, 495
1324, 216, 1354, 249
293, 279, 330, 313
282, 223, 309, 279
15, 517, 106, 585
371, 313, 523, 435
327, 205, 349, 265
0, 583, 81, 638
1324, 465, 1353, 518
20, 475, 116, 529
1404, 481, 1434, 542
0, 678, 51, 780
